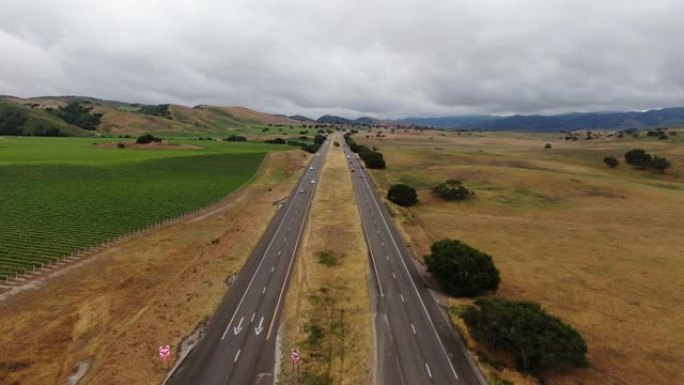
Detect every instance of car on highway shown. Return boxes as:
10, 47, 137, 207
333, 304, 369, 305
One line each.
309, 166, 314, 170
298, 188, 305, 193
310, 179, 316, 184
346, 155, 350, 159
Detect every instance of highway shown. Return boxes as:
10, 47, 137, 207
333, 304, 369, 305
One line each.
343, 142, 486, 385
167, 140, 331, 385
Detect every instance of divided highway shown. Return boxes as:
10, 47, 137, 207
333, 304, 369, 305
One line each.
167, 140, 331, 385
344, 143, 486, 385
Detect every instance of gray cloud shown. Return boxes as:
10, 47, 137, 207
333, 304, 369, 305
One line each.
2, 0, 684, 118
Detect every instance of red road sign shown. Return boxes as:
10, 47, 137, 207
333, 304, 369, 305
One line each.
159, 345, 171, 361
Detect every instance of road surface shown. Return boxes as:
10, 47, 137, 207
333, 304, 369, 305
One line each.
344, 143, 486, 385
167, 141, 330, 385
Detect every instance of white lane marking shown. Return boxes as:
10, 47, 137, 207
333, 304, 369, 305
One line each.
220, 172, 305, 341
381, 241, 384, 247
251, 313, 255, 322
232, 317, 244, 335
278, 250, 282, 256
359, 173, 460, 380
376, 230, 380, 234
425, 363, 432, 378
266, 161, 321, 341
234, 349, 241, 363
411, 323, 416, 334
255, 316, 265, 335
263, 286, 267, 294
271, 266, 275, 273
386, 255, 390, 261
400, 294, 405, 303
284, 237, 287, 242
392, 272, 396, 279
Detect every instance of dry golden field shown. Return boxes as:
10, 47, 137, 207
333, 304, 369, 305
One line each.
0, 150, 308, 385
279, 136, 373, 385
359, 129, 684, 385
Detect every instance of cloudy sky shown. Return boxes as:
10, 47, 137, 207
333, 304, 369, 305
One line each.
1, 0, 683, 118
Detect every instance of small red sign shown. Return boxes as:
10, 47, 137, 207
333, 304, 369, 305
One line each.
159, 345, 171, 361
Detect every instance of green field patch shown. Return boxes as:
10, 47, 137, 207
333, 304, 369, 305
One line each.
0, 143, 271, 278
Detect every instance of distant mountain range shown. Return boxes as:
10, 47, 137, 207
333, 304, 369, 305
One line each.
395, 107, 684, 131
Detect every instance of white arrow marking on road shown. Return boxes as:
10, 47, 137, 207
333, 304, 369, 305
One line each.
411, 323, 416, 334
234, 349, 241, 363
255, 317, 265, 335
233, 317, 244, 335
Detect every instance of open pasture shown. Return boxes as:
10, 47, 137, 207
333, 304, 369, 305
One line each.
360, 129, 684, 385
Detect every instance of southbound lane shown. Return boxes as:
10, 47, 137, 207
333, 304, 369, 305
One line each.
167, 140, 331, 385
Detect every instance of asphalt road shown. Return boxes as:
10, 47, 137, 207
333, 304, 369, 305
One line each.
167, 140, 331, 385
343, 143, 486, 385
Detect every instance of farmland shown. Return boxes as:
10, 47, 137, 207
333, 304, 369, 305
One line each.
357, 129, 684, 385
0, 137, 285, 279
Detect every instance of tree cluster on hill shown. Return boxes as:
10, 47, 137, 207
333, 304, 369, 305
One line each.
624, 149, 671, 172
136, 134, 162, 144
424, 239, 500, 297
462, 298, 588, 372
52, 102, 102, 130
264, 137, 286, 144
135, 104, 171, 118
431, 179, 473, 200
387, 184, 418, 207
224, 135, 247, 142
343, 134, 386, 169
0, 108, 28, 135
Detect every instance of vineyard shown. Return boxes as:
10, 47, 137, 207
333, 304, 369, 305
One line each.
0, 137, 280, 279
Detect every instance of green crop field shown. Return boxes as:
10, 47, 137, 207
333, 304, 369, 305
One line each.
0, 137, 286, 279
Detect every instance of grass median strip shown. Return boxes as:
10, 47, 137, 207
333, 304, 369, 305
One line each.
279, 136, 372, 385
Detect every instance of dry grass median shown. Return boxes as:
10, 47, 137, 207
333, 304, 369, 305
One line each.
279, 137, 372, 385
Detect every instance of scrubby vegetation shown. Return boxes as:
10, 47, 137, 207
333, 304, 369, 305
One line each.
462, 298, 588, 372
225, 135, 247, 142
431, 179, 473, 200
136, 133, 161, 144
424, 239, 500, 297
603, 156, 619, 168
136, 104, 171, 118
624, 149, 671, 172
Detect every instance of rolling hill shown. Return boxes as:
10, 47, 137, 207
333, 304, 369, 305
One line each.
0, 96, 303, 137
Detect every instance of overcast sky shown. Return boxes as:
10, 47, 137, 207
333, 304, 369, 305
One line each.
1, 0, 684, 118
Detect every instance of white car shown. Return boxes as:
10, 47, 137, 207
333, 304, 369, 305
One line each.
309, 166, 314, 170
310, 179, 316, 184
346, 155, 350, 159
298, 188, 305, 193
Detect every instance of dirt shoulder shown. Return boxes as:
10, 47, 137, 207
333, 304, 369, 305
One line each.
0, 150, 309, 385
278, 137, 373, 385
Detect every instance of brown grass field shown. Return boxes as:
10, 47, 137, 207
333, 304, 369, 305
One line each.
358, 129, 684, 385
0, 150, 309, 385
279, 136, 373, 385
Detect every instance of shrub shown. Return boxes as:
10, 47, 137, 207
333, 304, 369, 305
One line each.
431, 179, 473, 200
116, 143, 126, 149
424, 239, 499, 297
624, 149, 652, 168
387, 184, 418, 207
264, 137, 286, 144
603, 156, 619, 168
225, 135, 247, 142
462, 298, 588, 371
136, 134, 158, 144
651, 156, 671, 172
544, 143, 552, 149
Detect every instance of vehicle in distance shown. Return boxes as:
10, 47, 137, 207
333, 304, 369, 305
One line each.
346, 155, 350, 159
309, 166, 314, 170
311, 179, 316, 184
298, 188, 305, 193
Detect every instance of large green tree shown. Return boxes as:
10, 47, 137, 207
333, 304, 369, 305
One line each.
462, 298, 588, 372
424, 239, 499, 296
387, 184, 418, 207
